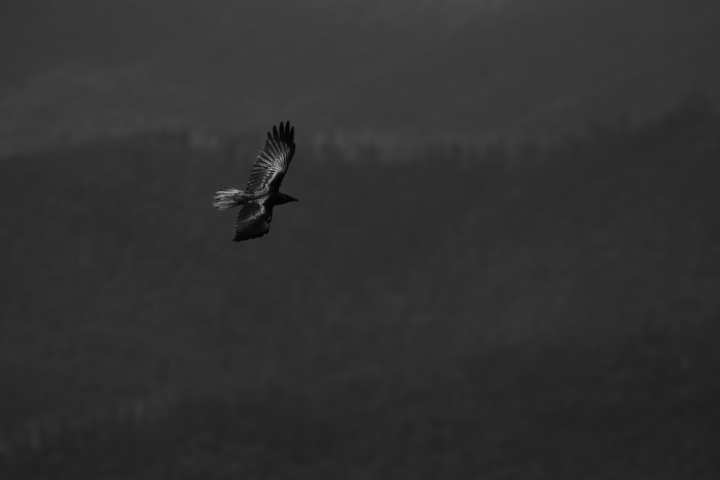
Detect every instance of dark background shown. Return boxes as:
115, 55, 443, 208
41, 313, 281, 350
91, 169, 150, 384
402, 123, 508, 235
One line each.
1, 1, 720, 478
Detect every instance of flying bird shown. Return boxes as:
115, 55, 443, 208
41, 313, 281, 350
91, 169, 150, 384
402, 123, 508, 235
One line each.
213, 121, 298, 242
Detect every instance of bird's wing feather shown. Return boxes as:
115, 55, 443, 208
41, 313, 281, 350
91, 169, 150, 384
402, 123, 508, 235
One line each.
246, 121, 295, 192
233, 203, 273, 242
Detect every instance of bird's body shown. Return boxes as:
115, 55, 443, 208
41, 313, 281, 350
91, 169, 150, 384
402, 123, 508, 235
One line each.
213, 121, 298, 242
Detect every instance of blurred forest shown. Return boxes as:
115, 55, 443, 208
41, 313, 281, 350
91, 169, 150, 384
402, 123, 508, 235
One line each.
2, 0, 720, 478
1, 94, 719, 478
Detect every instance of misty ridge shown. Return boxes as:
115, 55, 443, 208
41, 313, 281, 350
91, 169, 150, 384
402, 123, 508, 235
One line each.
1, 0, 720, 479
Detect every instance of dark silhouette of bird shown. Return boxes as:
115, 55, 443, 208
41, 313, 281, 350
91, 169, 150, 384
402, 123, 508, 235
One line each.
213, 121, 298, 242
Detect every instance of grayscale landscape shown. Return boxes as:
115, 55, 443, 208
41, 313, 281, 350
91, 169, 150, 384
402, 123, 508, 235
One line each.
1, 0, 719, 478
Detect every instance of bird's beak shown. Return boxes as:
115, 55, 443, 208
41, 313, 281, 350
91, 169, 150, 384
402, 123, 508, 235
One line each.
291, 196, 299, 202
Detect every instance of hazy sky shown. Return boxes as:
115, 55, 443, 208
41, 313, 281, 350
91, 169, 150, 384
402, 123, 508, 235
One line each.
1, 0, 719, 154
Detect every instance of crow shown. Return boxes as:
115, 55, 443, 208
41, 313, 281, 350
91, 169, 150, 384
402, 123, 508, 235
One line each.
213, 121, 298, 242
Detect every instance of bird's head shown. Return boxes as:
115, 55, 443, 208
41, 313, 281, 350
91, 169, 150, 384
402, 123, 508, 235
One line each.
277, 193, 299, 205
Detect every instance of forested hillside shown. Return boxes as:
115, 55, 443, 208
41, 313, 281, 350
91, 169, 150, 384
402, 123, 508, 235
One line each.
1, 97, 718, 479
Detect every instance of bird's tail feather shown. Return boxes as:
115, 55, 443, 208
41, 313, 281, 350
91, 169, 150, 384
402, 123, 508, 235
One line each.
213, 187, 245, 210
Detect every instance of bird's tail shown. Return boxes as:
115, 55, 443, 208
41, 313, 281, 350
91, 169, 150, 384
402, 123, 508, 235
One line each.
213, 187, 245, 210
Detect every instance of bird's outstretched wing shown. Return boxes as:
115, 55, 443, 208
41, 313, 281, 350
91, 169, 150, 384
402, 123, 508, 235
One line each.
234, 203, 273, 242
246, 121, 295, 192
